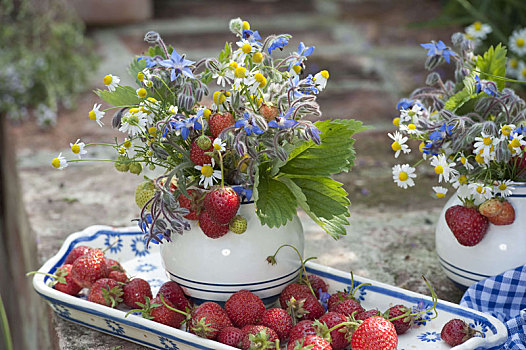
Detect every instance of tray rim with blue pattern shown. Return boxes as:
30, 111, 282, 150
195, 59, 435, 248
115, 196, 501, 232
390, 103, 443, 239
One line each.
32, 225, 508, 350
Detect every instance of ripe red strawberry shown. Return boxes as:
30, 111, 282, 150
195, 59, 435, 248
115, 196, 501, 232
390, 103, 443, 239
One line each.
157, 281, 192, 312
319, 312, 351, 350
331, 298, 364, 317
241, 325, 279, 350
209, 112, 234, 138
190, 137, 214, 165
53, 264, 82, 296
445, 205, 489, 246
350, 316, 397, 350
478, 198, 503, 218
198, 211, 229, 238
178, 189, 202, 220
280, 283, 312, 309
260, 308, 293, 342
105, 258, 124, 272
71, 248, 108, 288
123, 278, 152, 308
307, 275, 328, 298
327, 291, 354, 310
259, 104, 279, 122
190, 301, 233, 339
287, 335, 332, 350
108, 270, 128, 283
225, 290, 266, 328
64, 245, 92, 265
489, 200, 515, 225
288, 320, 317, 345
88, 278, 123, 308
384, 304, 412, 335
355, 309, 380, 321
288, 294, 325, 322
149, 296, 185, 328
441, 319, 478, 346
203, 186, 240, 225
217, 327, 244, 348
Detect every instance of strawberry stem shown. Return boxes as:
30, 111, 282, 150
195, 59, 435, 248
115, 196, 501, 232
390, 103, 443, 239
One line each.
327, 320, 359, 333
217, 150, 225, 188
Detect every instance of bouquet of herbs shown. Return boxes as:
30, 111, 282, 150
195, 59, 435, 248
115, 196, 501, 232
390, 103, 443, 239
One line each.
52, 18, 364, 245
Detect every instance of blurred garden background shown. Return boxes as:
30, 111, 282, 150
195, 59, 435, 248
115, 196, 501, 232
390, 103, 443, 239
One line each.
1, 0, 526, 349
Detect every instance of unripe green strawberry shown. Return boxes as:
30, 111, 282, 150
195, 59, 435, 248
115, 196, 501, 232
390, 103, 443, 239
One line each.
135, 181, 156, 210
196, 134, 212, 150
114, 155, 129, 172
129, 162, 143, 175
229, 215, 247, 234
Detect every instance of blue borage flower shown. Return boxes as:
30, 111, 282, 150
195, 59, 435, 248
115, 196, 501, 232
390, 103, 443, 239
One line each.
319, 290, 331, 312
158, 49, 195, 81
397, 98, 414, 110
290, 75, 319, 99
269, 107, 298, 129
235, 112, 264, 136
420, 40, 456, 63
267, 37, 289, 54
288, 42, 315, 70
137, 55, 157, 68
242, 29, 262, 44
232, 186, 253, 202
174, 116, 202, 140
474, 75, 497, 96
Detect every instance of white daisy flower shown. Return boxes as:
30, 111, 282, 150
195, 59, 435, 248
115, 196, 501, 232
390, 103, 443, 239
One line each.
168, 105, 178, 114
433, 186, 448, 199
392, 164, 416, 189
468, 182, 493, 203
430, 154, 457, 183
506, 58, 520, 79
313, 70, 329, 91
399, 104, 424, 124
451, 174, 468, 189
456, 154, 474, 171
457, 184, 472, 201
473, 132, 498, 163
195, 159, 222, 189
212, 138, 226, 152
232, 66, 257, 92
465, 21, 492, 40
119, 111, 147, 136
388, 131, 410, 158
508, 132, 526, 156
399, 123, 421, 135
51, 153, 68, 170
70, 139, 87, 159
509, 28, 526, 56
88, 103, 105, 127
516, 61, 526, 81
103, 74, 120, 92
494, 180, 514, 198
500, 124, 516, 140
233, 39, 257, 62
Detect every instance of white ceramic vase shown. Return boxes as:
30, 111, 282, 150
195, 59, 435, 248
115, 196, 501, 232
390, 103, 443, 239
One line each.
160, 203, 304, 304
436, 182, 526, 288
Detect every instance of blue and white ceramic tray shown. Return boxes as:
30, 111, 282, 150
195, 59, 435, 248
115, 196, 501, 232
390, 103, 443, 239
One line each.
32, 226, 508, 350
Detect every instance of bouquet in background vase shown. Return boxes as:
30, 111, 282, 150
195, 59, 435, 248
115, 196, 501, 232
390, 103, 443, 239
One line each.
52, 18, 364, 246
390, 33, 525, 247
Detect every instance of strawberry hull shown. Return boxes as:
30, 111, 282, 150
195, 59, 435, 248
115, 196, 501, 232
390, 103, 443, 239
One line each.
32, 226, 508, 350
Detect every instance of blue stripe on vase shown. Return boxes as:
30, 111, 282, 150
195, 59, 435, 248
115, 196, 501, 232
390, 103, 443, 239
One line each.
166, 266, 301, 287
168, 270, 299, 294
509, 194, 526, 197
438, 261, 484, 283
437, 255, 492, 278
305, 265, 499, 335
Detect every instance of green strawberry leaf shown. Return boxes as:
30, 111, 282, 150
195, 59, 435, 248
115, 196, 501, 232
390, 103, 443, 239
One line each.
476, 44, 507, 91
280, 119, 366, 176
129, 57, 147, 84
254, 163, 298, 228
218, 41, 231, 62
95, 85, 141, 107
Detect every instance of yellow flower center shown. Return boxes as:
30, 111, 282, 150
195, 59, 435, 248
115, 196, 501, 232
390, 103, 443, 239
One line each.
293, 65, 302, 74
201, 165, 214, 177
242, 43, 252, 54
475, 153, 484, 163
88, 110, 97, 121
392, 117, 400, 127
103, 75, 113, 85
510, 59, 519, 69
71, 144, 80, 154
254, 73, 265, 82
259, 77, 267, 88
242, 21, 250, 30
517, 38, 525, 47
398, 171, 408, 181
477, 186, 485, 194
474, 21, 482, 31
419, 142, 425, 153
213, 91, 226, 104
229, 62, 239, 69
253, 52, 263, 63
137, 88, 147, 98
408, 124, 416, 130
147, 97, 157, 103
483, 137, 492, 146
510, 138, 521, 148
148, 126, 157, 135
123, 140, 131, 148
51, 158, 61, 168
391, 141, 402, 151
459, 175, 468, 184
129, 108, 139, 114
320, 70, 329, 79
213, 143, 221, 151
436, 192, 446, 199
501, 125, 512, 136
137, 72, 145, 81
203, 108, 211, 121
499, 183, 507, 190
434, 165, 444, 174
460, 156, 467, 165
522, 68, 526, 78
234, 67, 246, 78
118, 147, 125, 154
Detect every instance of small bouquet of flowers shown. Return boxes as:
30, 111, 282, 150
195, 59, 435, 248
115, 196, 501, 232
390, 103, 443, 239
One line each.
52, 18, 364, 245
390, 33, 525, 245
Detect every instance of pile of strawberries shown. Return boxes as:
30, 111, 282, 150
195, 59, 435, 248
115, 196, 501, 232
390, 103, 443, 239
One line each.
445, 198, 515, 247
33, 244, 483, 349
